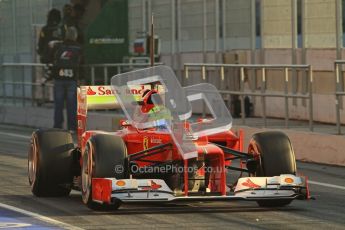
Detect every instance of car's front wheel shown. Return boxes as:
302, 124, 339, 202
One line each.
81, 134, 127, 210
248, 131, 297, 207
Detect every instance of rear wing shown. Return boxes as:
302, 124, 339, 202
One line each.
76, 85, 150, 146
77, 85, 149, 111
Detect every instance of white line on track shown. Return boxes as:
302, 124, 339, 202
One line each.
0, 202, 83, 230
0, 131, 30, 140
308, 180, 345, 190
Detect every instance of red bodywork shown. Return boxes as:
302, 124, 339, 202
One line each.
78, 117, 243, 196
76, 86, 243, 197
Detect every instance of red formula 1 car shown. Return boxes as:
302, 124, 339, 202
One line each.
28, 66, 310, 210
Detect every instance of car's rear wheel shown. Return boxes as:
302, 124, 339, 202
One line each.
28, 129, 74, 197
248, 131, 297, 207
82, 134, 127, 210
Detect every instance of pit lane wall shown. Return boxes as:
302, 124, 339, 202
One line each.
162, 49, 345, 125
238, 126, 345, 167
1, 105, 344, 167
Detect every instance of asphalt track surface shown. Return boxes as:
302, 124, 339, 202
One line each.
0, 124, 344, 229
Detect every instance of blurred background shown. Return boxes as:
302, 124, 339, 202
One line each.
1, 0, 345, 132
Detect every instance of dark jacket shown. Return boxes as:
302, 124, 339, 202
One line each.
37, 9, 62, 63
51, 40, 83, 81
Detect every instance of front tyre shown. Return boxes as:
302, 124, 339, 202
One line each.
248, 131, 297, 207
81, 134, 127, 210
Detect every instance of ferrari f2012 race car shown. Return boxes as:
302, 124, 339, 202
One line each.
28, 66, 310, 210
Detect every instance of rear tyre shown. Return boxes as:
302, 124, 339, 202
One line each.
248, 131, 296, 207
28, 129, 74, 197
81, 134, 127, 210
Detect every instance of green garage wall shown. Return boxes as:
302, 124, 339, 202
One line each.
84, 0, 128, 64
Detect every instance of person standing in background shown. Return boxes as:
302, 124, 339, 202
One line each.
51, 27, 83, 132
37, 9, 62, 64
72, 3, 85, 45
61, 4, 74, 38
61, 3, 85, 45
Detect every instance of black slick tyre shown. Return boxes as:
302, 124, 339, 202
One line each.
81, 134, 127, 210
28, 129, 74, 197
248, 131, 297, 207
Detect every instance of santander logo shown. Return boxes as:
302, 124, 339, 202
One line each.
87, 87, 97, 95
150, 180, 162, 189
86, 85, 148, 96
241, 178, 261, 188
141, 180, 162, 190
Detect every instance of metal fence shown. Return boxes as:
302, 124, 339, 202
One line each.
335, 60, 345, 134
0, 62, 162, 107
0, 63, 51, 107
0, 62, 317, 132
184, 63, 314, 131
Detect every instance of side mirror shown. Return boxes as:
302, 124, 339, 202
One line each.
119, 119, 131, 127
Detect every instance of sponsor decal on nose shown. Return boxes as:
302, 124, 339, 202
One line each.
241, 178, 261, 188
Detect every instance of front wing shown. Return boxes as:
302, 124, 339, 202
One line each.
91, 174, 309, 204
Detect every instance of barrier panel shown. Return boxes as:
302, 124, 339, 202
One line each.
0, 62, 315, 132
0, 62, 162, 107
184, 63, 314, 131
